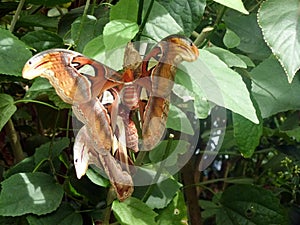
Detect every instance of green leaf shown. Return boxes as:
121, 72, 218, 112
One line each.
149, 140, 190, 167
157, 0, 206, 36
18, 14, 58, 29
4, 157, 35, 179
26, 203, 82, 225
71, 15, 98, 52
112, 197, 158, 225
34, 138, 70, 166
110, 0, 138, 22
142, 1, 183, 41
167, 104, 194, 135
224, 12, 271, 60
26, 0, 71, 7
145, 179, 182, 209
103, 20, 139, 50
206, 46, 247, 68
233, 109, 263, 158
83, 35, 105, 58
86, 165, 110, 188
156, 191, 188, 225
223, 28, 240, 48
0, 94, 17, 131
213, 0, 248, 14
251, 56, 300, 118
0, 172, 64, 216
21, 30, 64, 52
181, 50, 259, 123
0, 28, 32, 76
217, 184, 288, 225
258, 0, 300, 83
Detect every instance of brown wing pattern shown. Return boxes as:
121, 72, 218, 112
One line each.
22, 34, 199, 201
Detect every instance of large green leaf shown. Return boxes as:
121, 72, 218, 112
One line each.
181, 50, 259, 124
21, 30, 64, 52
0, 28, 32, 76
26, 203, 82, 225
0, 172, 64, 216
223, 12, 271, 60
232, 109, 263, 158
145, 179, 182, 209
103, 19, 139, 50
142, 1, 183, 41
251, 56, 300, 118
258, 0, 300, 82
157, 0, 206, 36
110, 0, 138, 22
156, 191, 188, 225
18, 14, 58, 29
217, 184, 288, 225
0, 94, 17, 131
213, 0, 248, 14
112, 197, 158, 225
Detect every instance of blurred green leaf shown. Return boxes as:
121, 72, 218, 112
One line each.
181, 50, 258, 123
112, 197, 158, 225
21, 30, 64, 52
26, 203, 82, 225
110, 0, 138, 22
258, 0, 300, 82
0, 28, 32, 76
217, 184, 288, 225
157, 0, 206, 36
206, 46, 247, 68
103, 20, 139, 50
213, 0, 248, 14
0, 172, 64, 216
167, 104, 194, 135
0, 94, 17, 131
18, 14, 58, 29
86, 165, 110, 187
251, 56, 300, 118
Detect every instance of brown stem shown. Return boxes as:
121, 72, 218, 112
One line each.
182, 160, 202, 225
4, 119, 24, 163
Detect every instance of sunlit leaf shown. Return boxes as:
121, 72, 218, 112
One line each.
103, 20, 139, 50
110, 0, 138, 22
112, 197, 158, 225
258, 0, 300, 82
0, 172, 64, 216
213, 0, 248, 14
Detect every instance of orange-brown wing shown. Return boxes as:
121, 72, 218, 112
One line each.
141, 35, 199, 150
22, 49, 123, 104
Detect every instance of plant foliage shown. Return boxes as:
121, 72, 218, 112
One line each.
0, 0, 300, 224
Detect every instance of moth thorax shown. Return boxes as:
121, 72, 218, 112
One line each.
121, 84, 139, 109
